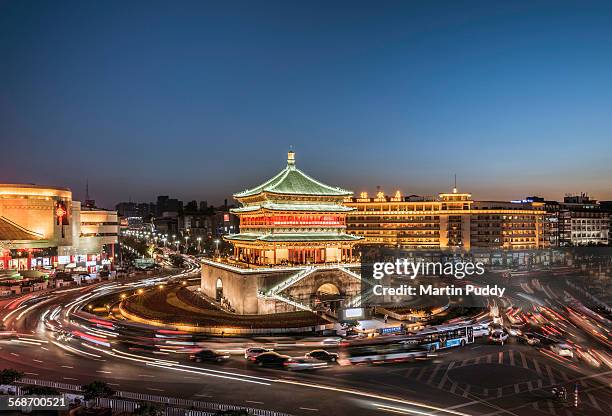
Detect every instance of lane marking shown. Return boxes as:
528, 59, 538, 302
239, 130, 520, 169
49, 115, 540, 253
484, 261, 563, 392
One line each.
519, 351, 528, 369
426, 363, 443, 384
438, 361, 456, 389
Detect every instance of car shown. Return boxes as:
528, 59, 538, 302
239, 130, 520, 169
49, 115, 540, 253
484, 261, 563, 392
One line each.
489, 330, 508, 344
321, 337, 341, 346
488, 323, 504, 334
550, 343, 574, 358
189, 349, 230, 363
517, 333, 540, 346
305, 349, 339, 362
253, 351, 291, 367
244, 346, 272, 361
472, 322, 490, 338
284, 357, 328, 371
575, 348, 601, 367
507, 325, 523, 337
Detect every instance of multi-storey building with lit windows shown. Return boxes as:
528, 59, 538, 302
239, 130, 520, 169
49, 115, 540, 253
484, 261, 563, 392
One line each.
345, 188, 546, 250
555, 195, 609, 246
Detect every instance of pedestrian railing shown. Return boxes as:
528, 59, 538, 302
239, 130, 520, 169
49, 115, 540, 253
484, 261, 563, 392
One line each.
14, 377, 293, 416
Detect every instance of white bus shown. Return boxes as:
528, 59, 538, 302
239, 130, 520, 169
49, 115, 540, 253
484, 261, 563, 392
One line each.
407, 324, 475, 352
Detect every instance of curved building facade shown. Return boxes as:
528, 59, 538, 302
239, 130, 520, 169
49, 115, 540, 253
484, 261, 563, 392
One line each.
0, 184, 118, 271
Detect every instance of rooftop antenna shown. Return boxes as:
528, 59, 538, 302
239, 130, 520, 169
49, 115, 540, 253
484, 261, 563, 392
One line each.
453, 174, 457, 194
86, 178, 90, 200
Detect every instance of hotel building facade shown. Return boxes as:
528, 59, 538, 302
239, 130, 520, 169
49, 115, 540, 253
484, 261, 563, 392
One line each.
344, 189, 547, 250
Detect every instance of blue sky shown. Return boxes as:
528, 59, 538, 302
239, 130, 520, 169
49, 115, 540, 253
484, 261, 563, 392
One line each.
1, 0, 611, 207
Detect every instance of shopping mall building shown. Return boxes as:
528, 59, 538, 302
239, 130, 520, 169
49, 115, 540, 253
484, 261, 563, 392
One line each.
0, 183, 119, 273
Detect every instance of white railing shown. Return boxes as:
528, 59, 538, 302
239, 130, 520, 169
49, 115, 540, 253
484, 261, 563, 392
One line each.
345, 293, 361, 308
13, 378, 293, 416
272, 293, 312, 312
338, 266, 361, 280
267, 266, 316, 295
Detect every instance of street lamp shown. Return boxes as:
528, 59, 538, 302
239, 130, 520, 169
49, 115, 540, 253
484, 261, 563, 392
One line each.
214, 239, 220, 257
197, 237, 202, 253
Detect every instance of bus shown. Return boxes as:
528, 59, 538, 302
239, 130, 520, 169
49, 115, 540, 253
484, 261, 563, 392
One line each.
406, 325, 474, 352
339, 342, 428, 365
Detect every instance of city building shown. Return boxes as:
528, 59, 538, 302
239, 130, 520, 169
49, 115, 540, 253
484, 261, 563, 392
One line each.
344, 188, 546, 250
0, 183, 119, 272
156, 195, 183, 217
556, 194, 609, 246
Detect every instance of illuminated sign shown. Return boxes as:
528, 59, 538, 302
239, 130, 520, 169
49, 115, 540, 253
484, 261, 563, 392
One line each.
57, 256, 70, 264
343, 308, 363, 319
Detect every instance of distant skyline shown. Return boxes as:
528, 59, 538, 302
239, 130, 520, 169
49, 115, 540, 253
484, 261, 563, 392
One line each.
2, 1, 612, 208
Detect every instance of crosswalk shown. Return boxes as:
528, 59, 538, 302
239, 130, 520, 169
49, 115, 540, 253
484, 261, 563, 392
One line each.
397, 349, 612, 415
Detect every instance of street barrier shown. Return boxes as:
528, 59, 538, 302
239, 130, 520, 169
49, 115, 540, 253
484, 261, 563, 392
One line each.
13, 377, 293, 416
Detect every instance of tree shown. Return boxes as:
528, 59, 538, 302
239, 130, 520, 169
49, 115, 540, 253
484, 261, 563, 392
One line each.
0, 369, 24, 385
23, 385, 60, 395
169, 254, 185, 268
81, 381, 114, 401
133, 402, 163, 416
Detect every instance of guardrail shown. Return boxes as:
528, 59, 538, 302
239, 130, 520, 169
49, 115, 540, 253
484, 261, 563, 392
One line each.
13, 378, 293, 416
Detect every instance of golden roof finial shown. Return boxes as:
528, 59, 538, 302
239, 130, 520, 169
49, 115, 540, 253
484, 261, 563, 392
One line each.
287, 148, 295, 166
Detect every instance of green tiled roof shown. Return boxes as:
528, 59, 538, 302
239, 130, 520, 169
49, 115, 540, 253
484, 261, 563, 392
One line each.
231, 203, 354, 214
225, 233, 362, 242
234, 154, 352, 198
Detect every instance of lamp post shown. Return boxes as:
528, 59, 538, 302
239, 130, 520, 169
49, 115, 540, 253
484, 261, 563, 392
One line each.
214, 239, 220, 257
197, 237, 202, 253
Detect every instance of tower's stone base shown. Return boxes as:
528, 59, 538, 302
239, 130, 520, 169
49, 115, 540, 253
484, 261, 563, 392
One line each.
200, 260, 361, 315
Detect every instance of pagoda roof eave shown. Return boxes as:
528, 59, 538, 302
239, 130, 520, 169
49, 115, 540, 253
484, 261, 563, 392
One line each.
231, 203, 355, 214
224, 233, 363, 243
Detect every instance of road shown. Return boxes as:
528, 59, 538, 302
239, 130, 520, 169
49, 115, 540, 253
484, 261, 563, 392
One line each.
1, 265, 611, 416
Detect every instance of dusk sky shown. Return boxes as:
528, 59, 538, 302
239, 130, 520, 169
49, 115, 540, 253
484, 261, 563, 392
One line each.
2, 0, 611, 208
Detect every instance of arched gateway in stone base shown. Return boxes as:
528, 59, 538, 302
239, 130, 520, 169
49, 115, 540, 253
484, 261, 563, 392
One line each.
201, 151, 363, 316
